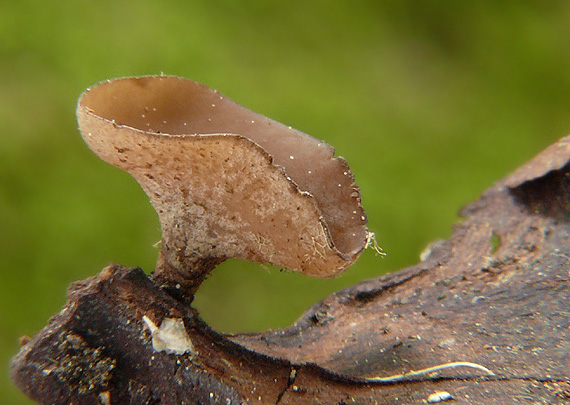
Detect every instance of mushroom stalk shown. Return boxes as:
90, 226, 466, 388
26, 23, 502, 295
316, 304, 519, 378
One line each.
77, 76, 369, 298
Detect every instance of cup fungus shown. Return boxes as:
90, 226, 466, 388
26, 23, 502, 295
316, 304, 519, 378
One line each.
77, 75, 370, 296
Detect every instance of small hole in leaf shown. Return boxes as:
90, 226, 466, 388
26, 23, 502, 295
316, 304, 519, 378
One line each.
490, 232, 501, 254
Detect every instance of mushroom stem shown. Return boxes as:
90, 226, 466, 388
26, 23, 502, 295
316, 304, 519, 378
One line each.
153, 252, 224, 299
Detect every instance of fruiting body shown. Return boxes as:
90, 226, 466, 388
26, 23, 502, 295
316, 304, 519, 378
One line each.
77, 76, 369, 295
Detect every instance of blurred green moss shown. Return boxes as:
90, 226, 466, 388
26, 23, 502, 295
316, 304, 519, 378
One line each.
2, 1, 570, 403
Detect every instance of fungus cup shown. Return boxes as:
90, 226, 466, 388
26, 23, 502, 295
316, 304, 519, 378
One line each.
77, 75, 370, 297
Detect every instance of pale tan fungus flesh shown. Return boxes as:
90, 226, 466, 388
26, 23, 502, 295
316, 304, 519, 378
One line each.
77, 76, 369, 295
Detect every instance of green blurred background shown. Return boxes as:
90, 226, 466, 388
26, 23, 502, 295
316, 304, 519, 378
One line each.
2, 1, 569, 402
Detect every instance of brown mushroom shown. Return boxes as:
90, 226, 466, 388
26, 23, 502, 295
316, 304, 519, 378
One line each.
77, 75, 370, 297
